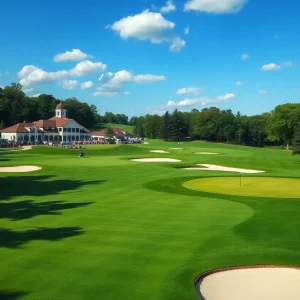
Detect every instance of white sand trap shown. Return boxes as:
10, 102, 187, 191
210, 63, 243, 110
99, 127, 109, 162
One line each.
144, 142, 149, 144
0, 165, 41, 172
169, 148, 183, 150
149, 150, 169, 153
194, 152, 218, 155
130, 158, 181, 162
22, 146, 32, 150
195, 266, 300, 300
184, 164, 264, 174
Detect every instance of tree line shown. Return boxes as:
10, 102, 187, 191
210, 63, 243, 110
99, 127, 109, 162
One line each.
130, 104, 300, 150
1, 83, 300, 150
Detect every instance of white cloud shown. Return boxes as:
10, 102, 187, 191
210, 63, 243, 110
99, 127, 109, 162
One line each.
23, 88, 34, 93
93, 89, 118, 97
53, 49, 89, 62
160, 0, 176, 13
261, 63, 281, 71
273, 34, 279, 39
184, 0, 247, 14
31, 94, 41, 98
184, 27, 190, 35
281, 61, 293, 68
18, 65, 68, 87
95, 70, 166, 97
235, 81, 244, 86
259, 90, 268, 94
241, 53, 249, 60
124, 91, 130, 95
216, 93, 235, 101
109, 10, 185, 52
81, 81, 94, 89
62, 80, 78, 90
69, 60, 106, 76
134, 74, 166, 83
167, 93, 235, 107
177, 87, 201, 95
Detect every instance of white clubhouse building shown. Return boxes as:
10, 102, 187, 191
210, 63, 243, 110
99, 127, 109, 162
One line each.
0, 102, 92, 143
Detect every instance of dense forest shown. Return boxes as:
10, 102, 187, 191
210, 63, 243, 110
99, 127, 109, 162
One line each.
1, 83, 300, 148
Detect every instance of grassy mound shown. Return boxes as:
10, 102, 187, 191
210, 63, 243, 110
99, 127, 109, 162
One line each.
183, 177, 300, 198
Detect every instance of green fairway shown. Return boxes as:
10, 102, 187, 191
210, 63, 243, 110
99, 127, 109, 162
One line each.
0, 140, 300, 300
183, 177, 300, 198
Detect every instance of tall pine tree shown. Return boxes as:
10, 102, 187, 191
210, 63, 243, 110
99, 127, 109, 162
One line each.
159, 111, 170, 140
292, 124, 300, 155
169, 109, 186, 142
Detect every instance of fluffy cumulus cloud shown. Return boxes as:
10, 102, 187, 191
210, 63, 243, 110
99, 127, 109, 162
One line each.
184, 0, 247, 14
185, 27, 190, 35
94, 70, 166, 96
53, 49, 89, 62
167, 93, 235, 107
261, 63, 281, 71
69, 60, 106, 76
160, 0, 176, 13
259, 90, 268, 94
235, 81, 244, 86
176, 87, 201, 95
241, 53, 249, 60
62, 80, 78, 90
108, 10, 185, 52
81, 81, 94, 90
18, 65, 68, 87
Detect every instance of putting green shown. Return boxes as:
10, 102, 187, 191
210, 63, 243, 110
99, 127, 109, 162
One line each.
183, 177, 300, 198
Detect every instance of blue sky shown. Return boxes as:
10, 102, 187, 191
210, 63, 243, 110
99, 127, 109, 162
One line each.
0, 0, 299, 117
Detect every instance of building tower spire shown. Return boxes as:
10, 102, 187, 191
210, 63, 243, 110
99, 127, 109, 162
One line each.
55, 101, 66, 118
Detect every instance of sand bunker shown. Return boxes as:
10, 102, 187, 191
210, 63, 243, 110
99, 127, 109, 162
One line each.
144, 142, 149, 145
194, 152, 218, 155
169, 148, 183, 150
22, 146, 32, 150
0, 165, 41, 172
195, 266, 300, 300
149, 150, 169, 153
130, 158, 181, 162
183, 164, 264, 174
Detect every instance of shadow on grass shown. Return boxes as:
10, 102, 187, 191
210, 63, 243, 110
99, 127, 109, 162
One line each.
0, 227, 84, 248
145, 176, 300, 253
0, 200, 92, 221
0, 290, 30, 299
0, 176, 106, 200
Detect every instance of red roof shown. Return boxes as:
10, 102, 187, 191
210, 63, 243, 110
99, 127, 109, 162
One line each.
35, 120, 56, 128
49, 117, 72, 127
0, 122, 33, 133
92, 127, 130, 137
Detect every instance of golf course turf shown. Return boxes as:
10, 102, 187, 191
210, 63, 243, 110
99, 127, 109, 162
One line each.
183, 177, 300, 198
0, 140, 299, 300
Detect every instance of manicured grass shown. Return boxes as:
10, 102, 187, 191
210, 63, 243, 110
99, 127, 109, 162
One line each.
92, 123, 135, 133
0, 141, 299, 300
183, 177, 300, 198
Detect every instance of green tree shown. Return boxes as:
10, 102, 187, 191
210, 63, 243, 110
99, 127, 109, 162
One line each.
267, 103, 300, 150
105, 125, 114, 138
292, 124, 300, 155
159, 111, 170, 140
169, 109, 186, 141
0, 120, 5, 130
